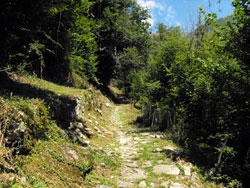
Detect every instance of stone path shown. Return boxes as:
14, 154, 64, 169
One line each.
103, 105, 209, 188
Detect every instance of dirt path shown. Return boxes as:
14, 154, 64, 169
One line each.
108, 105, 191, 188
105, 104, 220, 188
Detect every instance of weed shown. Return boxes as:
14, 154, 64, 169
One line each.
76, 160, 93, 178
90, 150, 120, 170
85, 172, 115, 187
29, 177, 51, 188
48, 150, 65, 163
11, 184, 24, 188
177, 164, 185, 175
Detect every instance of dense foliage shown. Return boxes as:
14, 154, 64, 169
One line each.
0, 0, 150, 86
121, 2, 250, 187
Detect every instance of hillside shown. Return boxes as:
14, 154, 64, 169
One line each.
1, 0, 250, 187
0, 73, 226, 187
0, 73, 117, 187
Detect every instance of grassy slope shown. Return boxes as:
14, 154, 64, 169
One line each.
0, 74, 120, 188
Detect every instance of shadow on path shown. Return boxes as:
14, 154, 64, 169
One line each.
100, 86, 129, 104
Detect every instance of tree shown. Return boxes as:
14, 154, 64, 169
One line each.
89, 0, 151, 86
69, 0, 98, 84
0, 0, 78, 82
226, 0, 250, 68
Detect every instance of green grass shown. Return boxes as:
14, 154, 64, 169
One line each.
0, 74, 118, 188
18, 75, 88, 97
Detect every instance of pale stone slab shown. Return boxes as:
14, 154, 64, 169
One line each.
139, 181, 147, 188
140, 140, 150, 144
96, 185, 110, 188
120, 138, 128, 145
125, 169, 147, 180
182, 165, 191, 176
133, 137, 141, 141
163, 146, 179, 151
124, 162, 138, 168
170, 182, 187, 188
153, 165, 180, 175
160, 181, 170, 187
143, 161, 152, 168
117, 180, 134, 188
141, 132, 151, 136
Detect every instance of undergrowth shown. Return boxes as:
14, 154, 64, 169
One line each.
0, 74, 115, 188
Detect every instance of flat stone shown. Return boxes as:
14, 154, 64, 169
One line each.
120, 138, 128, 145
133, 137, 141, 141
141, 132, 151, 136
124, 162, 138, 168
96, 185, 110, 188
160, 181, 170, 187
163, 146, 179, 151
153, 165, 180, 175
117, 180, 134, 188
125, 169, 147, 180
170, 182, 187, 188
139, 181, 147, 188
143, 161, 152, 168
182, 165, 191, 176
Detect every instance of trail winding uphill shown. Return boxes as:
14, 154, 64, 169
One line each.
103, 104, 221, 188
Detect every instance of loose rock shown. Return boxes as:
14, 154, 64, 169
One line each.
117, 180, 134, 188
125, 169, 147, 180
160, 181, 170, 187
182, 165, 191, 176
105, 103, 111, 107
94, 126, 101, 133
139, 181, 147, 188
75, 122, 84, 129
153, 164, 180, 175
96, 185, 110, 188
170, 182, 187, 188
143, 161, 152, 168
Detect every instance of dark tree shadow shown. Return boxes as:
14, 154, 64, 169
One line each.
99, 85, 129, 104
0, 72, 77, 129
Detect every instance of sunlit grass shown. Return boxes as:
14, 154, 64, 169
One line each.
18, 74, 88, 97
